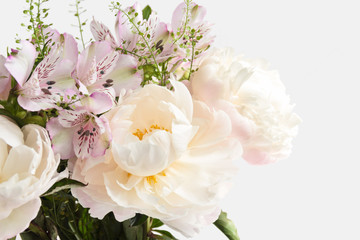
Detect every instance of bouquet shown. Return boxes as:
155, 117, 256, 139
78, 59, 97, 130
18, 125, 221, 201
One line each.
0, 0, 300, 239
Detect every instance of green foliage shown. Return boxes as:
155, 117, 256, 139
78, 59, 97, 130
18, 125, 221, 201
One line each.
0, 92, 48, 127
42, 178, 87, 197
214, 211, 240, 240
69, 0, 90, 49
22, 0, 53, 65
142, 5, 152, 21
18, 183, 175, 240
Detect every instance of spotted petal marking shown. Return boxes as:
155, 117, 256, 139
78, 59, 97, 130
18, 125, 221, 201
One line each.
96, 51, 120, 83
91, 18, 118, 48
58, 109, 89, 128
73, 118, 101, 158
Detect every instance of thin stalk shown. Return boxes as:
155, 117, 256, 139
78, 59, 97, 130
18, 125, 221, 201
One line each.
188, 42, 195, 80
119, 9, 162, 84
75, 0, 86, 49
173, 0, 192, 43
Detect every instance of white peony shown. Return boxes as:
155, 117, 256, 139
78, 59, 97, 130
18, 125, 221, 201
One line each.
190, 48, 301, 164
71, 80, 241, 237
0, 116, 65, 240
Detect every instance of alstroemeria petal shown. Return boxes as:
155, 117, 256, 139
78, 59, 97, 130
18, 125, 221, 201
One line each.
46, 117, 76, 159
0, 55, 11, 100
73, 118, 101, 158
77, 41, 113, 85
18, 93, 60, 112
90, 18, 118, 48
100, 54, 141, 95
115, 5, 140, 51
57, 109, 88, 128
4, 41, 37, 86
91, 116, 112, 158
81, 91, 114, 115
33, 33, 78, 90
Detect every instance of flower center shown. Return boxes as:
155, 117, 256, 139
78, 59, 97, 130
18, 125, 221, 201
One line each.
146, 171, 166, 186
133, 124, 171, 140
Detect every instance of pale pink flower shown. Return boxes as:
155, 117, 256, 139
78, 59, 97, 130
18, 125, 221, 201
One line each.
47, 108, 111, 160
190, 48, 301, 164
74, 41, 141, 100
171, 2, 214, 70
0, 55, 11, 100
71, 80, 241, 237
91, 3, 173, 64
5, 33, 78, 111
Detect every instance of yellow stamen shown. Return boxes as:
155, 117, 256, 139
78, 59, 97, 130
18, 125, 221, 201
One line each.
133, 124, 171, 140
145, 171, 166, 186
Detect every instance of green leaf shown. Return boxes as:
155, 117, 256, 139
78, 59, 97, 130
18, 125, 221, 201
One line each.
130, 213, 148, 227
153, 230, 178, 240
42, 178, 86, 197
123, 219, 144, 240
142, 5, 152, 21
214, 211, 240, 240
28, 222, 50, 239
151, 218, 164, 228
20, 232, 42, 240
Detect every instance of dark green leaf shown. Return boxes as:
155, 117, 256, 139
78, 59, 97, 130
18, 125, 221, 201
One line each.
42, 178, 86, 197
28, 222, 50, 239
151, 218, 164, 228
142, 5, 152, 21
214, 211, 240, 240
130, 213, 148, 227
123, 219, 144, 240
153, 230, 178, 240
20, 232, 42, 240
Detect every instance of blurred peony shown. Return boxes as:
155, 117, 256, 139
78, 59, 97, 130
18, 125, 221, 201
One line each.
71, 80, 241, 237
190, 48, 301, 165
0, 116, 66, 239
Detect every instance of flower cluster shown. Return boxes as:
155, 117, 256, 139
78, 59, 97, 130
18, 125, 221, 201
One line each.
0, 1, 300, 239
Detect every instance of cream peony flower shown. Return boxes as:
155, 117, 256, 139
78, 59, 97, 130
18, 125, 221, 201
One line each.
190, 48, 301, 165
0, 116, 65, 240
72, 80, 241, 237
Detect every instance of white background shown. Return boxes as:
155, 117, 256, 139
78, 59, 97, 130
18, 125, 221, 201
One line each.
1, 0, 360, 239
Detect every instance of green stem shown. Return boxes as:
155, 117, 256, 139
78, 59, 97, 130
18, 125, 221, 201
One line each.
188, 42, 195, 80
75, 0, 86, 49
119, 9, 162, 84
173, 0, 192, 43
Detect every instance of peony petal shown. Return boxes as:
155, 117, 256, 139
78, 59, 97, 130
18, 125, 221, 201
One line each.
4, 41, 37, 86
0, 198, 41, 240
0, 116, 24, 148
2, 145, 38, 180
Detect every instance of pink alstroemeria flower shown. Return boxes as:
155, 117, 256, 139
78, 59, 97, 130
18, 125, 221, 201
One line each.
5, 32, 78, 111
91, 3, 173, 64
47, 106, 112, 159
0, 55, 11, 100
170, 2, 214, 75
74, 41, 141, 107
